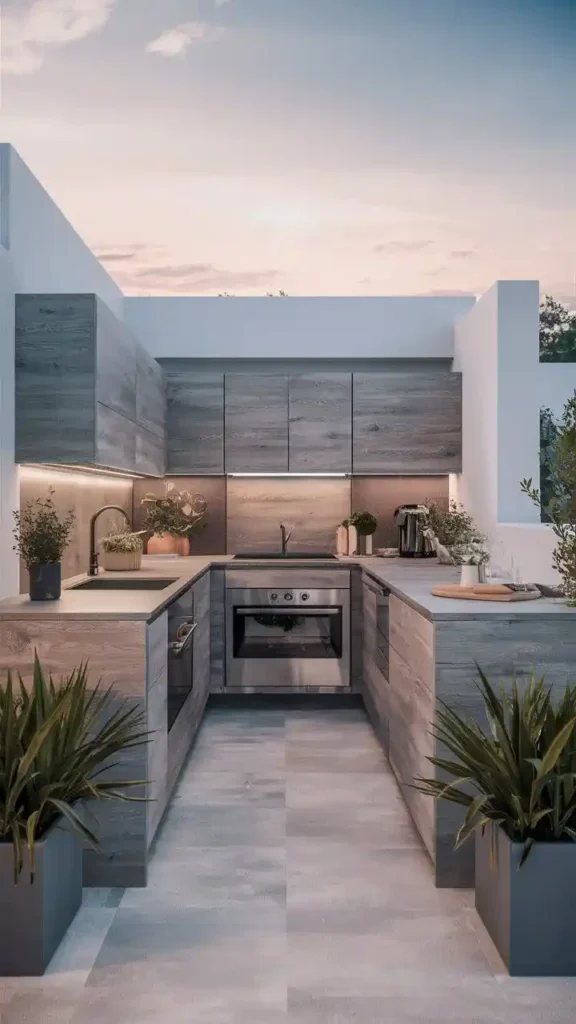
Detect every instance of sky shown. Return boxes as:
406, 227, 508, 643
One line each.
1, 0, 575, 297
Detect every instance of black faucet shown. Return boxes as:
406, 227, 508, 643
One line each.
88, 505, 132, 576
279, 523, 293, 556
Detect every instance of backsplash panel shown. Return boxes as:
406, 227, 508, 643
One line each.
351, 476, 449, 548
132, 476, 226, 555
19, 468, 133, 591
226, 478, 350, 554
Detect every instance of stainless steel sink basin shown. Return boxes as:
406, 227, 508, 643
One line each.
71, 578, 178, 591
233, 553, 337, 560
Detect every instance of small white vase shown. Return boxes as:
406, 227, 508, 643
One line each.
460, 564, 479, 587
347, 525, 358, 555
336, 525, 349, 556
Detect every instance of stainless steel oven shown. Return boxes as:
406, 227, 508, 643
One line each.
226, 588, 350, 690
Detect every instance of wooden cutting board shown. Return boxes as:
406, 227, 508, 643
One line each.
431, 584, 542, 602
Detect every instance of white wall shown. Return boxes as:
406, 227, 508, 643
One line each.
124, 295, 476, 359
452, 283, 499, 535
0, 146, 123, 316
0, 245, 18, 599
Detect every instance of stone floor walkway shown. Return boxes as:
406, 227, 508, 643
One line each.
1, 705, 576, 1022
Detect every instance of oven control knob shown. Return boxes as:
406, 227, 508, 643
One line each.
301, 592, 309, 601
284, 592, 293, 601
270, 593, 278, 601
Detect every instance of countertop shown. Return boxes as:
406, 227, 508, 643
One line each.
0, 555, 573, 622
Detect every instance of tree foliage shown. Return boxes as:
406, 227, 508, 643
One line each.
539, 295, 576, 363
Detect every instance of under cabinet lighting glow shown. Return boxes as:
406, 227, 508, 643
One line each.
227, 473, 349, 478
21, 464, 145, 482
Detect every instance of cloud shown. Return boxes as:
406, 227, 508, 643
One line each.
124, 263, 280, 294
146, 21, 225, 57
2, 0, 117, 75
92, 243, 148, 263
373, 240, 433, 254
448, 249, 475, 260
424, 289, 478, 297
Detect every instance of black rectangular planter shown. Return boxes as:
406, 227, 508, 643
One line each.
0, 822, 82, 976
475, 825, 576, 976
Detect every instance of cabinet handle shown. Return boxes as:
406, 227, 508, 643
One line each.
169, 621, 197, 655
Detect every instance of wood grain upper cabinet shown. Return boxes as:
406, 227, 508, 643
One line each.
161, 364, 224, 474
15, 294, 166, 476
288, 374, 352, 472
224, 374, 289, 473
352, 370, 462, 474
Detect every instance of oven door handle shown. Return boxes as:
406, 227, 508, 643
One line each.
235, 607, 340, 616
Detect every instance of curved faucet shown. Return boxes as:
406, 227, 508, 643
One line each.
279, 523, 293, 556
88, 505, 132, 576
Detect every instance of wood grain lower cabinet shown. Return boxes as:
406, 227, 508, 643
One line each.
352, 370, 462, 473
288, 373, 352, 472
362, 578, 389, 753
225, 374, 289, 472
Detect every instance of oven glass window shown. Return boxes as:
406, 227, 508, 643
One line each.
233, 607, 342, 659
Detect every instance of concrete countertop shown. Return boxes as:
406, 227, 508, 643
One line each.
0, 555, 572, 622
356, 558, 576, 621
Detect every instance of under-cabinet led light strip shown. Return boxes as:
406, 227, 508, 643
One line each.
227, 473, 349, 478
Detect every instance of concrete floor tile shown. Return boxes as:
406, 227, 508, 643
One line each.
189, 737, 286, 772
173, 770, 286, 807
121, 845, 286, 909
286, 771, 403, 809
287, 804, 421, 845
286, 744, 387, 774
155, 804, 286, 848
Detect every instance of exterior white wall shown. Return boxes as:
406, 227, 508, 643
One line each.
0, 146, 123, 316
453, 279, 576, 584
124, 295, 476, 359
452, 283, 499, 535
0, 245, 18, 599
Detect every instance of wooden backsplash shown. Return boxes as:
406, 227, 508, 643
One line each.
19, 468, 133, 591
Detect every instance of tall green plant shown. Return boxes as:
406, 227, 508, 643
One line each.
0, 656, 149, 882
414, 669, 576, 864
521, 393, 576, 604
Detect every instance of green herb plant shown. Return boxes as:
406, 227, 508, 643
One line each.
414, 668, 576, 865
0, 656, 149, 883
521, 393, 576, 604
13, 491, 75, 568
101, 530, 145, 554
346, 511, 378, 536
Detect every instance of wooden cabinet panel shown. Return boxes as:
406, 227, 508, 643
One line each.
96, 402, 137, 472
136, 348, 165, 439
146, 611, 168, 686
15, 294, 96, 464
193, 571, 211, 701
225, 374, 288, 472
136, 427, 166, 477
288, 373, 352, 472
95, 298, 137, 423
146, 667, 168, 844
352, 371, 462, 473
362, 579, 389, 752
163, 367, 224, 474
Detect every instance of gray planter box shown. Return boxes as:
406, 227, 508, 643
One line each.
475, 825, 576, 976
0, 821, 82, 976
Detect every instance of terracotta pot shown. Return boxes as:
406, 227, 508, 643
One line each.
176, 536, 190, 556
100, 551, 142, 572
147, 533, 181, 555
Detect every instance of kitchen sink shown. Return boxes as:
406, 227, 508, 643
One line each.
71, 578, 178, 591
233, 553, 337, 560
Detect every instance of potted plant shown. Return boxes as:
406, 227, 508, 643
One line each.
0, 655, 148, 976
13, 490, 75, 601
521, 392, 576, 604
414, 669, 576, 976
424, 499, 478, 565
141, 485, 207, 556
100, 530, 146, 571
346, 511, 378, 555
449, 536, 490, 585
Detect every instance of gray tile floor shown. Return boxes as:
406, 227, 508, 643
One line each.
2, 705, 576, 1022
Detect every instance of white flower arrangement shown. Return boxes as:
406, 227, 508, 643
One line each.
449, 537, 490, 566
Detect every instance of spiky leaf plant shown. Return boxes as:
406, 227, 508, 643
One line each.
414, 668, 576, 865
0, 655, 149, 883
